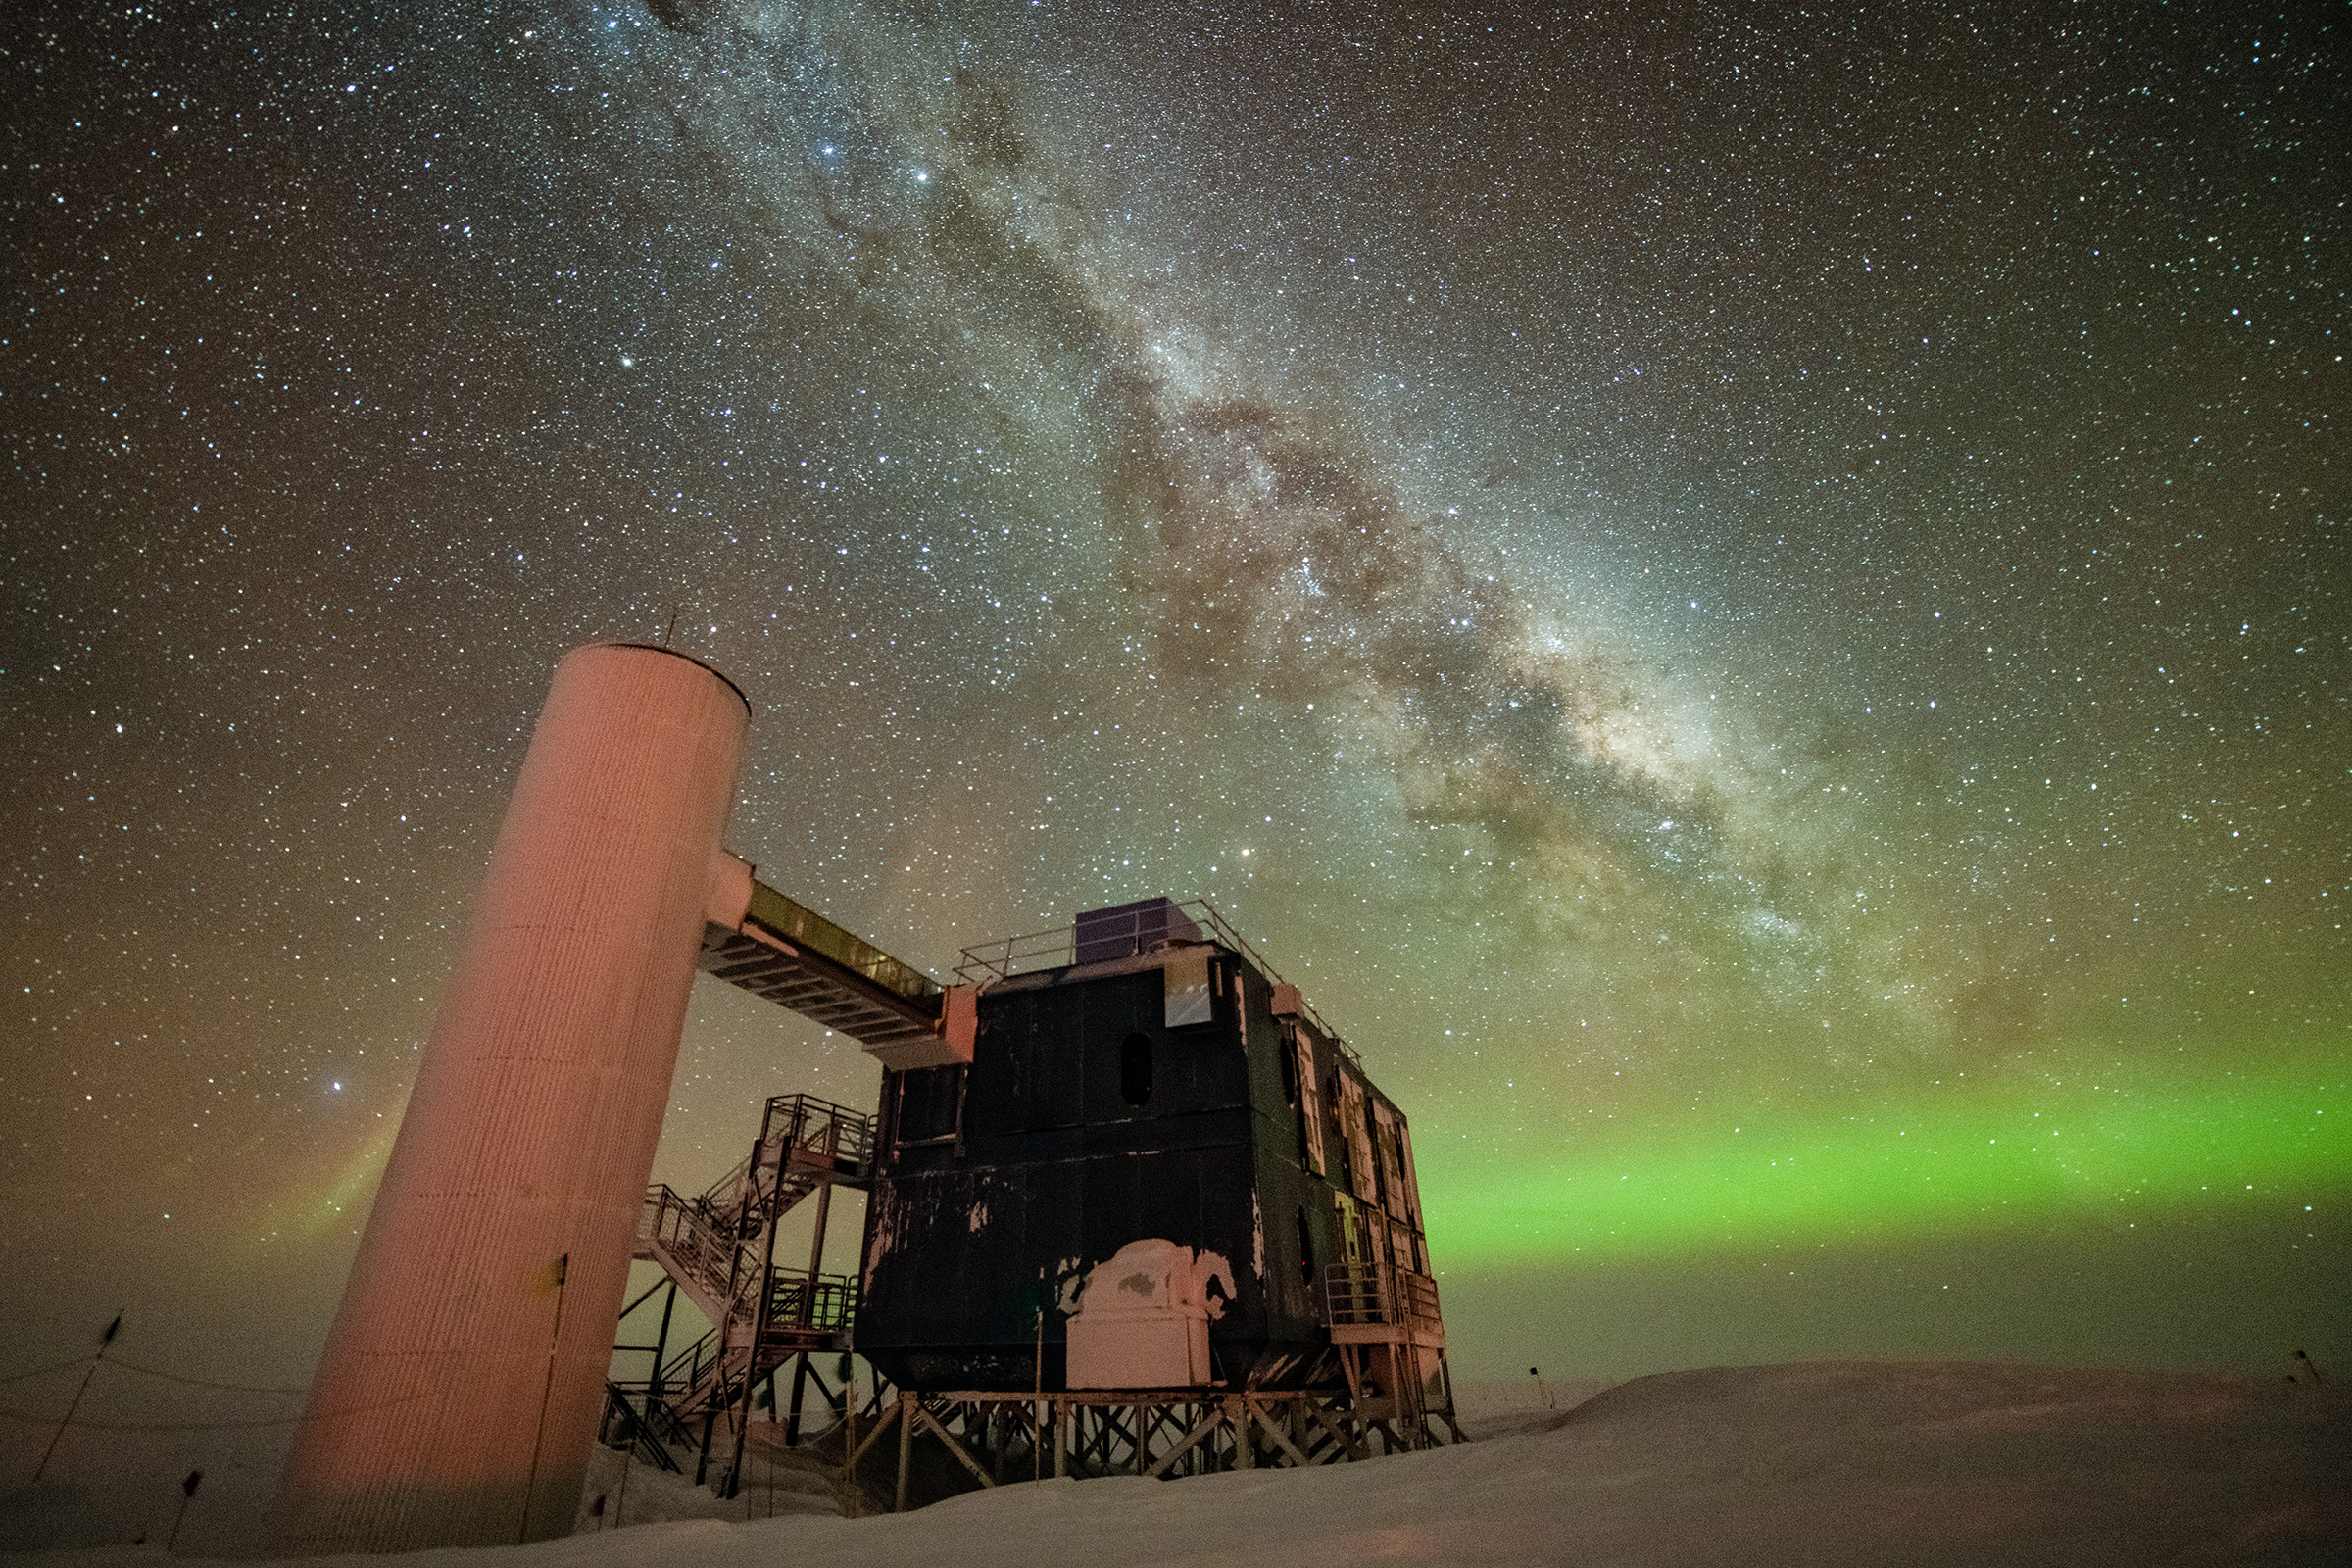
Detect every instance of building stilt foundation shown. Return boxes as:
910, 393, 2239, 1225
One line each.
841, 1387, 1467, 1513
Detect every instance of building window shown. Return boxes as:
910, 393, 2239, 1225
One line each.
1119, 1032, 1154, 1106
892, 1064, 965, 1147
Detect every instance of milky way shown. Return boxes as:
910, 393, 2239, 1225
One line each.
2, 2, 2345, 1509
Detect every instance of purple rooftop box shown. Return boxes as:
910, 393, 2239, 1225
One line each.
1073, 896, 1203, 966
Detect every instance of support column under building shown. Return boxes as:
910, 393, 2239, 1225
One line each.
276, 643, 750, 1553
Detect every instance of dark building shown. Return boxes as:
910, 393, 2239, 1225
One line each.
857, 899, 1449, 1415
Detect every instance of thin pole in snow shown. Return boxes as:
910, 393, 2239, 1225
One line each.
612, 1434, 631, 1532
166, 1470, 204, 1552
33, 1313, 122, 1484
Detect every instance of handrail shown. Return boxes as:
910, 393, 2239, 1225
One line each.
602, 1382, 688, 1472
616, 1267, 856, 1422
745, 882, 941, 1005
698, 1147, 759, 1215
643, 1096, 874, 1309
642, 1186, 762, 1316
619, 1095, 875, 1476
1323, 1260, 1443, 1338
761, 1270, 858, 1334
759, 1092, 875, 1182
650, 1326, 721, 1398
955, 898, 1358, 1061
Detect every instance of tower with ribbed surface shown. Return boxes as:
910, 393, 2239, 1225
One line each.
276, 643, 749, 1552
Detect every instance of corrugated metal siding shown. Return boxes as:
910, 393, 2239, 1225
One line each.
278, 645, 746, 1552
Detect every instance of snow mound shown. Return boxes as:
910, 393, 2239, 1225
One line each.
19, 1362, 2347, 1567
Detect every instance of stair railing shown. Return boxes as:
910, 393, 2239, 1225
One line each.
1323, 1259, 1444, 1339
642, 1186, 764, 1321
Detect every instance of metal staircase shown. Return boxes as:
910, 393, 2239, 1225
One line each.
1323, 1259, 1454, 1448
606, 1093, 872, 1488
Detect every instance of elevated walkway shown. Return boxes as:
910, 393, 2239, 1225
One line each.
699, 872, 950, 1063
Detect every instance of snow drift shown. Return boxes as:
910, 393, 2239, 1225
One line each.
13, 1361, 2347, 1566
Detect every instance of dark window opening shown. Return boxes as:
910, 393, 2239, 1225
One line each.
1119, 1031, 1154, 1105
893, 1064, 966, 1147
1278, 1027, 1299, 1104
1296, 1206, 1314, 1284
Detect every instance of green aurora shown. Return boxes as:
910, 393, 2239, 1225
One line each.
1427, 1057, 2349, 1266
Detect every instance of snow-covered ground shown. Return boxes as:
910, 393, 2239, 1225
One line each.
12, 1362, 2347, 1565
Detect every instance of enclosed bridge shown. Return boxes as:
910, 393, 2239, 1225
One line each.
278, 645, 1456, 1554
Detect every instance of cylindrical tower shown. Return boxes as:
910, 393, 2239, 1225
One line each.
277, 644, 749, 1552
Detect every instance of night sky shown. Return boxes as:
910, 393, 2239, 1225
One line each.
3, 0, 2346, 1507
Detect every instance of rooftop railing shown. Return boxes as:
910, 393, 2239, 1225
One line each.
954, 897, 1358, 1059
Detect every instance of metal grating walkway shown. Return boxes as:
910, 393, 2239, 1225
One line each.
697, 878, 943, 1052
